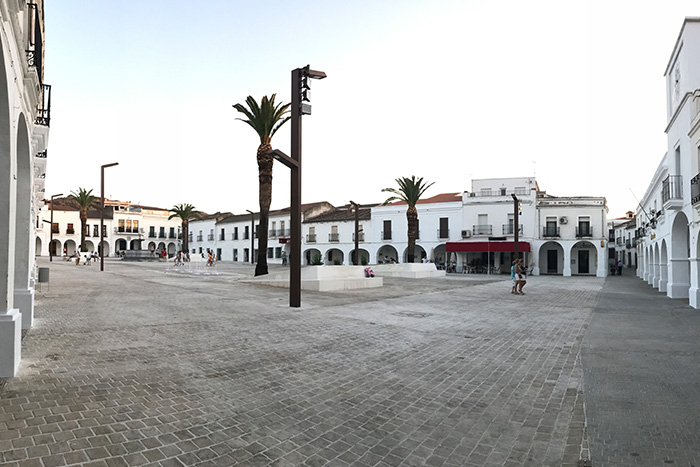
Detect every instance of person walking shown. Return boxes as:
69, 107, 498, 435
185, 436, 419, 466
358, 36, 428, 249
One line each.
517, 260, 527, 295
511, 259, 518, 294
617, 259, 623, 276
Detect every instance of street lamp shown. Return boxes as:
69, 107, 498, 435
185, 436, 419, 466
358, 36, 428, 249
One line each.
512, 193, 520, 261
100, 162, 118, 271
49, 193, 63, 261
350, 201, 360, 265
246, 209, 255, 264
268, 64, 326, 308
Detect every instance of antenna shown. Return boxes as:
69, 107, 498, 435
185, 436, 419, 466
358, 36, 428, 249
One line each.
628, 188, 653, 222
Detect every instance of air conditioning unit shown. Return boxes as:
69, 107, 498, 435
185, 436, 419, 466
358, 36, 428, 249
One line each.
461, 230, 472, 238
559, 216, 568, 224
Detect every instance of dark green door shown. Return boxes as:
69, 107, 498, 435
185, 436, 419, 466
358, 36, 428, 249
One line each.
578, 250, 590, 274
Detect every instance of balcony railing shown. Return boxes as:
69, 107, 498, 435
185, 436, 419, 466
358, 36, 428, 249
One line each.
502, 224, 523, 235
616, 238, 624, 246
626, 240, 632, 249
692, 173, 700, 205
66, 228, 75, 235
159, 232, 166, 238
542, 226, 560, 237
269, 229, 277, 238
576, 226, 593, 238
329, 233, 339, 242
437, 229, 449, 239
169, 233, 177, 239
207, 234, 214, 241
306, 234, 316, 243
468, 188, 530, 198
148, 232, 156, 238
278, 229, 290, 237
196, 234, 203, 241
188, 235, 193, 243
473, 225, 492, 236
353, 232, 364, 242
35, 84, 51, 126
662, 174, 683, 204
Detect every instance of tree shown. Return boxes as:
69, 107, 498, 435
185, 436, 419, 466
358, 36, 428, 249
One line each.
68, 188, 96, 252
382, 176, 435, 263
169, 203, 200, 253
233, 94, 290, 276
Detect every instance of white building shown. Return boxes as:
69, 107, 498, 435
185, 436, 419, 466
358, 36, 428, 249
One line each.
1, 0, 51, 377
636, 17, 700, 306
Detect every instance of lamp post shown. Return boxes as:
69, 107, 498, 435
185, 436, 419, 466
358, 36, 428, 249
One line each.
512, 193, 519, 261
246, 209, 254, 264
268, 65, 326, 308
350, 201, 360, 265
100, 162, 119, 271
49, 193, 63, 261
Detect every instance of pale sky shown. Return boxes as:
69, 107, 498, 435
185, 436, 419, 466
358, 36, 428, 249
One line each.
43, 1, 699, 218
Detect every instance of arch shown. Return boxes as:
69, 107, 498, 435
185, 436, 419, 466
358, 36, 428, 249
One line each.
148, 241, 156, 251
571, 240, 596, 275
84, 240, 95, 252
0, 33, 13, 316
64, 239, 78, 256
659, 239, 668, 292
653, 242, 661, 288
402, 245, 426, 263
157, 242, 166, 251
350, 248, 370, 265
13, 113, 31, 293
50, 239, 62, 258
130, 239, 142, 250
304, 248, 321, 265
538, 241, 565, 275
669, 212, 690, 298
326, 248, 344, 265
167, 242, 176, 256
116, 238, 127, 254
433, 243, 447, 265
35, 237, 42, 256
377, 245, 399, 264
98, 240, 110, 257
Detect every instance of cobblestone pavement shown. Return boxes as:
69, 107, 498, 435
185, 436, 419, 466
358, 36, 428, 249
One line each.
582, 274, 700, 467
0, 258, 602, 466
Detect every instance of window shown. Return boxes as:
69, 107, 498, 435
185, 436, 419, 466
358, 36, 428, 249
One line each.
51, 222, 59, 234
233, 227, 239, 240
220, 228, 225, 241
233, 249, 238, 261
383, 220, 392, 240
500, 188, 507, 196
244, 226, 249, 239
439, 218, 449, 239
133, 220, 139, 232
280, 220, 286, 236
67, 223, 74, 234
330, 225, 339, 242
545, 217, 557, 236
93, 224, 99, 237
275, 247, 282, 258
118, 219, 125, 232
160, 227, 166, 238
149, 226, 155, 237
126, 219, 132, 232
268, 247, 274, 258
170, 227, 176, 239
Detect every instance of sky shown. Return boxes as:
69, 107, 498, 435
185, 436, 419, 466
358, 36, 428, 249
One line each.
43, 1, 700, 219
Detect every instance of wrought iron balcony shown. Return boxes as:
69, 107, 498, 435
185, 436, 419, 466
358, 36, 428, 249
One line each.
662, 174, 683, 209
329, 233, 340, 242
542, 226, 560, 237
502, 224, 523, 235
169, 233, 177, 239
278, 229, 290, 237
35, 84, 51, 126
269, 229, 277, 238
692, 173, 700, 205
353, 232, 364, 242
616, 238, 624, 245
148, 232, 156, 238
473, 225, 492, 236
576, 226, 593, 238
66, 228, 75, 235
306, 234, 316, 243
207, 234, 214, 241
196, 234, 203, 241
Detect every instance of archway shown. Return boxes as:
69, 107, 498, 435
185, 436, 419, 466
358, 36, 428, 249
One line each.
669, 212, 690, 298
350, 248, 370, 265
64, 239, 78, 256
167, 243, 176, 256
35, 237, 42, 256
84, 240, 95, 253
148, 241, 156, 251
130, 239, 141, 250
377, 245, 399, 263
13, 113, 31, 299
659, 240, 668, 292
538, 241, 564, 275
50, 239, 61, 258
304, 248, 321, 265
98, 240, 110, 257
326, 248, 344, 265
653, 243, 661, 288
571, 241, 596, 275
115, 238, 127, 254
157, 242, 166, 251
403, 245, 426, 263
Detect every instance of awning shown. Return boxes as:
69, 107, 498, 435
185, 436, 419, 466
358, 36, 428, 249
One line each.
446, 241, 531, 253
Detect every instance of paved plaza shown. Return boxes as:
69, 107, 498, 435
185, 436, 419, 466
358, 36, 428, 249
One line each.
0, 258, 693, 466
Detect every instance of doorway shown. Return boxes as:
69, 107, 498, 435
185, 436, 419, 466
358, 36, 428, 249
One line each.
578, 250, 590, 274
547, 250, 558, 274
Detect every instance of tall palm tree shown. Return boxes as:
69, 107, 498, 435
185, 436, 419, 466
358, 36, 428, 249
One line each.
233, 94, 290, 276
169, 203, 200, 253
68, 188, 96, 252
382, 176, 435, 263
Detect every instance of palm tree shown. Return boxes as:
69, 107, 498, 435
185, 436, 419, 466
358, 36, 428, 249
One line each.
382, 176, 435, 263
233, 94, 290, 276
169, 203, 200, 253
68, 188, 96, 252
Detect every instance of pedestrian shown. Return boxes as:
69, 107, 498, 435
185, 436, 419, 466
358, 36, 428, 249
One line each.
517, 259, 527, 295
617, 259, 623, 276
74, 250, 81, 266
510, 259, 518, 294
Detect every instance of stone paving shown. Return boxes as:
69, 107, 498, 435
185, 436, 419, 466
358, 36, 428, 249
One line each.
582, 273, 700, 467
0, 258, 602, 466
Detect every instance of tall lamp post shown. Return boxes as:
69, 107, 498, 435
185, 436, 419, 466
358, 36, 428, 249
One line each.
512, 193, 520, 261
246, 209, 255, 264
100, 162, 119, 271
350, 201, 360, 265
49, 193, 63, 261
268, 64, 326, 308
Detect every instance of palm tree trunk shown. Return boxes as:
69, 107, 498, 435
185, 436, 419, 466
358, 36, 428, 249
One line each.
406, 207, 418, 263
255, 143, 273, 276
80, 210, 87, 252
182, 220, 188, 252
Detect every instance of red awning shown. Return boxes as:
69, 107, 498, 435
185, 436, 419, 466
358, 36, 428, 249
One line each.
446, 241, 530, 253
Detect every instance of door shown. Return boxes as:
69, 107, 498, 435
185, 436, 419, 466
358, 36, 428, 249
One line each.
547, 250, 558, 273
578, 250, 590, 274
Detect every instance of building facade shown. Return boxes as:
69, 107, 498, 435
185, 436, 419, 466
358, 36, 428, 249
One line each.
1, 0, 51, 377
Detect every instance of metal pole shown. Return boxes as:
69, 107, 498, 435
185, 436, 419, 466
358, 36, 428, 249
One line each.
100, 163, 118, 271
290, 68, 302, 308
350, 201, 359, 265
512, 194, 519, 261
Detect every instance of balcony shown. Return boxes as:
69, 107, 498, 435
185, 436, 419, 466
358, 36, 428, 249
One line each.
502, 224, 523, 235
352, 232, 364, 242
207, 234, 214, 241
148, 232, 156, 238
66, 228, 75, 235
329, 233, 339, 242
169, 233, 177, 239
616, 238, 624, 246
576, 226, 593, 238
159, 232, 166, 239
188, 235, 193, 243
306, 234, 316, 243
269, 229, 277, 238
437, 229, 449, 239
278, 229, 290, 237
542, 226, 560, 238
662, 174, 683, 210
692, 173, 700, 205
35, 84, 51, 126
625, 240, 632, 249
196, 234, 203, 242
472, 225, 492, 236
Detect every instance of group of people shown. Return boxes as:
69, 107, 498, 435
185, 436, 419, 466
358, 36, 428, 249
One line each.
510, 258, 527, 295
173, 251, 191, 266
66, 249, 97, 266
